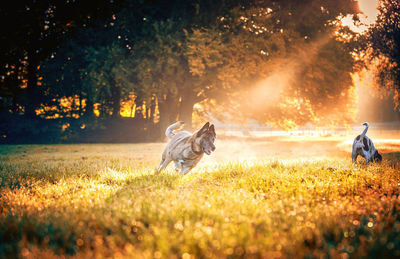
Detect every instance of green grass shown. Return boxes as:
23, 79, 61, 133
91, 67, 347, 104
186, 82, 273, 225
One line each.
0, 143, 400, 258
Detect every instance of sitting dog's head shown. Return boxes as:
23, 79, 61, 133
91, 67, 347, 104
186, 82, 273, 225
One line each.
194, 122, 216, 155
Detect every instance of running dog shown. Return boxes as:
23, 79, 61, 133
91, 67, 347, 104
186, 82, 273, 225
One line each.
158, 121, 216, 174
352, 122, 382, 164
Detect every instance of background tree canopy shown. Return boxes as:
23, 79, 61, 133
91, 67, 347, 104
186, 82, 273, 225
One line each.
0, 0, 398, 143
364, 0, 400, 108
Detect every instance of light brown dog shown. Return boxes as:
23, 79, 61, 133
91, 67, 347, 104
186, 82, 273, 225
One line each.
158, 121, 216, 174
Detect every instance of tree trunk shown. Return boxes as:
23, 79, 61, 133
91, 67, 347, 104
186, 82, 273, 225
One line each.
11, 81, 20, 114
78, 95, 82, 117
84, 92, 94, 119
111, 82, 121, 118
178, 86, 197, 130
149, 95, 156, 122
178, 95, 196, 130
24, 53, 39, 118
158, 94, 179, 140
135, 98, 144, 119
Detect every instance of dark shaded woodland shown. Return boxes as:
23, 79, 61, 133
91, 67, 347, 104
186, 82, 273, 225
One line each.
0, 0, 399, 143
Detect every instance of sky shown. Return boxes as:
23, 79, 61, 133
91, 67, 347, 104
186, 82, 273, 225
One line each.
342, 0, 379, 33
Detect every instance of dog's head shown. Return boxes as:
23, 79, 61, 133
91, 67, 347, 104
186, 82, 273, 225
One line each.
194, 122, 216, 155
374, 150, 382, 163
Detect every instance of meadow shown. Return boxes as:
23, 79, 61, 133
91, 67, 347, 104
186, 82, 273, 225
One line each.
1, 136, 400, 258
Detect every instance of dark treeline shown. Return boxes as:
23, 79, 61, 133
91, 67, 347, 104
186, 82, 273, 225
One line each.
0, 0, 399, 143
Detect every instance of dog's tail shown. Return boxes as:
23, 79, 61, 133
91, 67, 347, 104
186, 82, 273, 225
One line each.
360, 122, 369, 138
165, 121, 184, 138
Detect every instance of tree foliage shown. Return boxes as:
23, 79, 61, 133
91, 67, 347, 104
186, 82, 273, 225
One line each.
187, 0, 359, 128
0, 0, 372, 142
366, 0, 400, 108
0, 0, 123, 117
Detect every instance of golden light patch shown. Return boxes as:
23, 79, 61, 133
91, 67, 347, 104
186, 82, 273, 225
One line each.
341, 0, 378, 33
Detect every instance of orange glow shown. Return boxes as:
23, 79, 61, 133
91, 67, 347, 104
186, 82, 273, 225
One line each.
341, 0, 378, 33
141, 103, 146, 118
230, 34, 355, 129
248, 71, 289, 109
120, 103, 136, 117
21, 79, 27, 89
60, 97, 71, 108
120, 94, 137, 117
358, 0, 379, 22
61, 123, 70, 131
352, 64, 400, 122
35, 96, 143, 119
93, 103, 100, 117
35, 96, 87, 119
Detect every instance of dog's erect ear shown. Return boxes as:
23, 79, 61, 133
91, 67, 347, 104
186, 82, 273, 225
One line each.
209, 124, 216, 137
197, 122, 210, 136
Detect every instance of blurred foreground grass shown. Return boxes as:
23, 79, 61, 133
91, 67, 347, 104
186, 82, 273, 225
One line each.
0, 143, 400, 258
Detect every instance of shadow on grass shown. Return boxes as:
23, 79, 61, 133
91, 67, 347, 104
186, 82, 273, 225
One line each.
0, 163, 60, 190
109, 171, 182, 195
0, 145, 36, 156
304, 206, 400, 259
385, 152, 400, 159
383, 152, 400, 169
0, 213, 77, 258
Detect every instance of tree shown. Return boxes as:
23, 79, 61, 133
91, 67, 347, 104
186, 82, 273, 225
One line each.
365, 0, 400, 109
186, 0, 360, 129
12, 0, 364, 143
119, 19, 189, 134
0, 0, 123, 118
116, 0, 361, 132
40, 25, 123, 119
116, 0, 258, 132
85, 42, 129, 118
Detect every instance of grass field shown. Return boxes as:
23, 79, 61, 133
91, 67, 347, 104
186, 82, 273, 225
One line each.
1, 137, 400, 258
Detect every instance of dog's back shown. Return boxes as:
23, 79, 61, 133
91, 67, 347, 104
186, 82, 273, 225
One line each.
353, 134, 373, 153
163, 131, 192, 155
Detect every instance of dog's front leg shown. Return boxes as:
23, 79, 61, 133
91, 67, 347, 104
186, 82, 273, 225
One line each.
365, 155, 370, 164
351, 150, 358, 163
158, 158, 172, 172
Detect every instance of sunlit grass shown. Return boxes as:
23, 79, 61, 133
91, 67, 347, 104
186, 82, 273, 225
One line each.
0, 143, 400, 258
